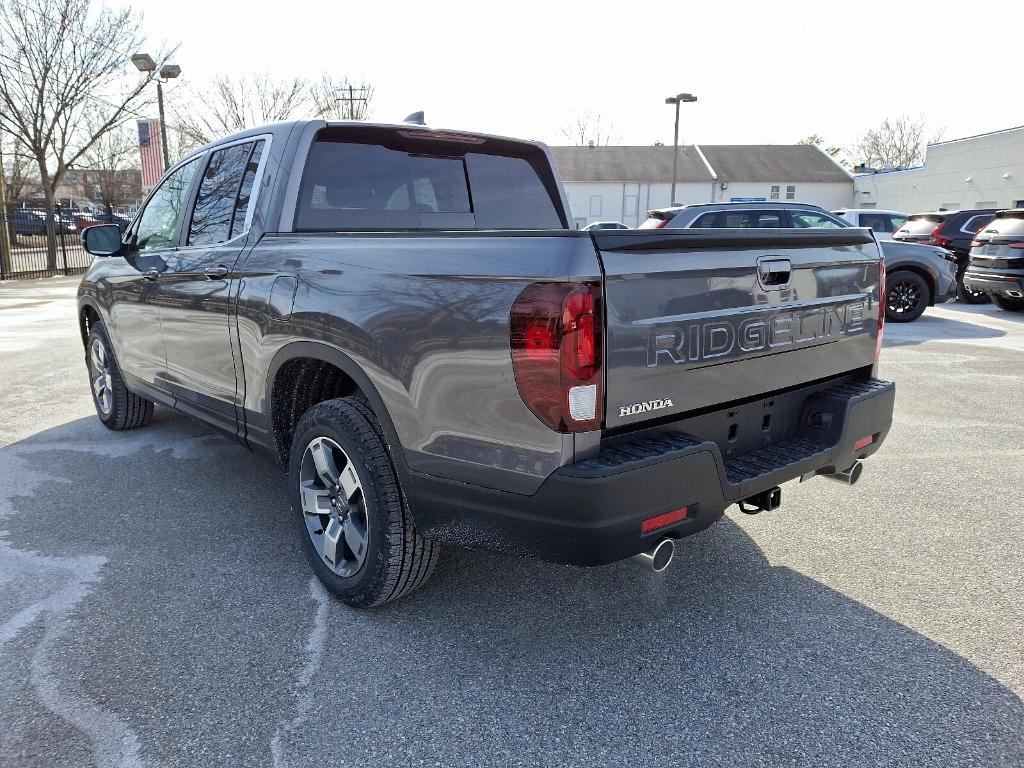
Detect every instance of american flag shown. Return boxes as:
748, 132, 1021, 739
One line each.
137, 119, 165, 187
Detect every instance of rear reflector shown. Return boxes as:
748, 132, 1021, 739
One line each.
642, 507, 688, 534
854, 435, 874, 450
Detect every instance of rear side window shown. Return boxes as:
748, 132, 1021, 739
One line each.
859, 213, 892, 233
189, 143, 252, 246
295, 133, 563, 231
715, 211, 786, 228
961, 214, 994, 234
790, 211, 845, 229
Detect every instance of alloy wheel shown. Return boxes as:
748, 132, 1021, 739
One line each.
888, 281, 921, 315
90, 338, 113, 415
298, 436, 369, 577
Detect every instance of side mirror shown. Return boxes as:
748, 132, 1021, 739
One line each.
82, 224, 123, 257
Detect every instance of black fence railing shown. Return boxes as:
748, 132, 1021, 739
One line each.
0, 203, 134, 281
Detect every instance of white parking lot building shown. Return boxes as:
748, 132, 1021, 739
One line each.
854, 125, 1024, 213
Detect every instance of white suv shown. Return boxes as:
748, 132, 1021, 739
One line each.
832, 209, 909, 239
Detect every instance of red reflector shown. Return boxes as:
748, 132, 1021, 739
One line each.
854, 435, 874, 450
642, 507, 688, 534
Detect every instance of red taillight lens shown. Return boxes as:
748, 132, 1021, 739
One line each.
970, 240, 983, 248
928, 225, 951, 247
1008, 242, 1024, 250
655, 218, 669, 229
875, 261, 886, 362
510, 282, 603, 432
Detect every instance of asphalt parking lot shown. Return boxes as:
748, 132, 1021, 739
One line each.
1, 277, 1022, 767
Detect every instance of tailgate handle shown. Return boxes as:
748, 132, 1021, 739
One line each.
757, 256, 792, 288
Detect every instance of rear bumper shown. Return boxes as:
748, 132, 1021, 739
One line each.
963, 270, 1024, 297
410, 377, 895, 566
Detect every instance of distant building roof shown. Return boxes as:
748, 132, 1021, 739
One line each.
551, 144, 851, 184
699, 145, 851, 183
549, 145, 714, 184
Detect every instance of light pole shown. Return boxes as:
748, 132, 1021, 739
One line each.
131, 54, 181, 172
665, 92, 697, 205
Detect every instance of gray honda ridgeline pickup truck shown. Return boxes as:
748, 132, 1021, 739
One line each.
78, 120, 895, 607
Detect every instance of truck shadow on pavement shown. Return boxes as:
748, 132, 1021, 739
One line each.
1, 412, 1021, 767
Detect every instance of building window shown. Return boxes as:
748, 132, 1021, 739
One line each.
770, 185, 780, 200
786, 185, 796, 200
589, 195, 602, 217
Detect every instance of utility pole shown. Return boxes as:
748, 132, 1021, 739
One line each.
665, 93, 697, 206
157, 80, 169, 171
337, 84, 368, 120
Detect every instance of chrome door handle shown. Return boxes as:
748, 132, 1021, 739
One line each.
204, 265, 228, 280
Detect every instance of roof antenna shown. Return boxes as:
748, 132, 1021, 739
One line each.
403, 111, 425, 125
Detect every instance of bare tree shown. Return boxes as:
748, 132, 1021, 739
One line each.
175, 74, 309, 147
75, 114, 142, 214
0, 0, 169, 268
310, 76, 374, 120
561, 112, 616, 146
854, 116, 930, 170
1, 131, 38, 202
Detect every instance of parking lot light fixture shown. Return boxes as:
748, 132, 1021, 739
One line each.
130, 53, 181, 173
665, 92, 698, 205
131, 53, 156, 72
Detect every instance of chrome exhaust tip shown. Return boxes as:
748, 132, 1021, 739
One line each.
633, 538, 675, 572
821, 460, 863, 486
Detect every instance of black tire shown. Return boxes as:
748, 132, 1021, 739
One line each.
287, 396, 438, 607
85, 322, 154, 430
957, 274, 990, 304
885, 270, 929, 323
992, 294, 1024, 312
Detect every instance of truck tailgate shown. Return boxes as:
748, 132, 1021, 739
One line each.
592, 229, 882, 429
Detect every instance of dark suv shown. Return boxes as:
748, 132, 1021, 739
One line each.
963, 209, 1024, 312
893, 209, 996, 303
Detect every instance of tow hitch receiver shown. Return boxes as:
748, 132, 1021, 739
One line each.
738, 486, 782, 515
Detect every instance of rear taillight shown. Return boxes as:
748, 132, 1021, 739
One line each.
875, 261, 886, 362
510, 282, 603, 432
928, 225, 951, 248
970, 240, 983, 248
654, 218, 669, 229
1008, 242, 1024, 250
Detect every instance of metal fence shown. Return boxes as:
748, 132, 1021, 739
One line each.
0, 203, 133, 281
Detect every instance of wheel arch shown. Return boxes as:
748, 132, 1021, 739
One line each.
78, 298, 103, 349
263, 342, 411, 482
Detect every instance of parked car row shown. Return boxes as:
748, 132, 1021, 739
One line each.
891, 208, 997, 304
640, 201, 958, 323
6, 207, 133, 238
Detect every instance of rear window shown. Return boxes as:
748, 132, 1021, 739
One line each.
979, 211, 1024, 238
898, 215, 944, 234
295, 130, 563, 231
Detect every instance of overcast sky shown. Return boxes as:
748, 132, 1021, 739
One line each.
143, 0, 1023, 153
